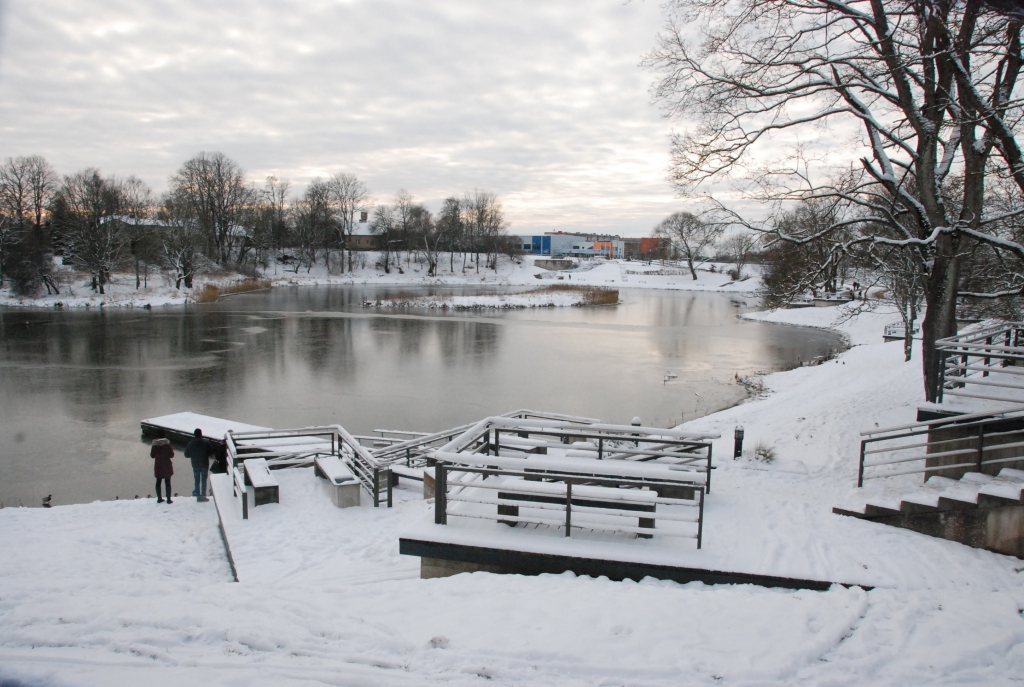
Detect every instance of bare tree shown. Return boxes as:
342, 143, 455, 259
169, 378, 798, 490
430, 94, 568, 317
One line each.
158, 192, 206, 289
370, 203, 398, 273
169, 152, 253, 265
436, 196, 464, 274
118, 176, 159, 289
292, 179, 335, 273
653, 212, 722, 279
463, 190, 507, 272
0, 156, 57, 287
647, 0, 1024, 401
329, 173, 369, 272
50, 170, 127, 294
720, 232, 759, 280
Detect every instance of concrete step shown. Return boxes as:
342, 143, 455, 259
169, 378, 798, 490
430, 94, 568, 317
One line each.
864, 503, 903, 517
936, 494, 979, 511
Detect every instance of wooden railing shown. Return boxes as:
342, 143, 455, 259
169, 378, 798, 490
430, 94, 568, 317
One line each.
369, 409, 601, 468
937, 323, 1024, 404
431, 453, 705, 547
225, 425, 391, 507
435, 416, 718, 491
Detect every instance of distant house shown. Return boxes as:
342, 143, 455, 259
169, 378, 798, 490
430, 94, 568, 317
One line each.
347, 219, 377, 250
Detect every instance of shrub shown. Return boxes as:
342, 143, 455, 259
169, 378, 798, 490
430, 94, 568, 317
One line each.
752, 441, 776, 463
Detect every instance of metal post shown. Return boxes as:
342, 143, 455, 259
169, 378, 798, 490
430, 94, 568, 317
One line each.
977, 424, 985, 473
434, 463, 447, 525
487, 429, 493, 456
387, 469, 393, 507
857, 440, 866, 487
706, 444, 713, 494
938, 350, 946, 402
495, 430, 501, 456
598, 438, 603, 460
373, 468, 380, 508
696, 488, 704, 549
406, 447, 411, 467
733, 426, 744, 459
564, 481, 572, 537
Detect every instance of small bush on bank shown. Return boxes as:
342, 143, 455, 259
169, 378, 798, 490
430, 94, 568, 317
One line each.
192, 279, 272, 303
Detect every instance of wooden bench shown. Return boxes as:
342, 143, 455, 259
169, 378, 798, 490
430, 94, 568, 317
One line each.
496, 480, 657, 538
243, 458, 280, 507
314, 456, 360, 508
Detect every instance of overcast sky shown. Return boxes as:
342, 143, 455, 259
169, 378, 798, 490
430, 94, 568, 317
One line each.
0, 0, 695, 237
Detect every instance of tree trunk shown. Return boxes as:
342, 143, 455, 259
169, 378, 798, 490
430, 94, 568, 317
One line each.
921, 236, 961, 401
904, 302, 916, 363
687, 257, 697, 280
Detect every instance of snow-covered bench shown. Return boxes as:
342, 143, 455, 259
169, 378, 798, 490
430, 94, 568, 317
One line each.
314, 455, 360, 508
243, 458, 280, 507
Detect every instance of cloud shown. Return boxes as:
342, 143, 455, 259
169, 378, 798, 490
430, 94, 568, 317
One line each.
0, 0, 691, 235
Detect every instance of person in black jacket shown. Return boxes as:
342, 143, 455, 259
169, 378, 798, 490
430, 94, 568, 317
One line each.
184, 428, 214, 502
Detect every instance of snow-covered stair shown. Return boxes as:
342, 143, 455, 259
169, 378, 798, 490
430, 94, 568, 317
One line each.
833, 469, 1024, 557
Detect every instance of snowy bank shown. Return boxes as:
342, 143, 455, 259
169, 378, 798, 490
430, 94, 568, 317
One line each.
0, 255, 760, 308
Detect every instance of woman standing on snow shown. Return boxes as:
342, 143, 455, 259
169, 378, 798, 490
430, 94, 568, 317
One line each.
150, 430, 174, 504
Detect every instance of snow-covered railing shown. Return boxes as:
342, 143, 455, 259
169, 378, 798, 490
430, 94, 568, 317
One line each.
856, 405, 1024, 486
370, 409, 600, 468
433, 416, 718, 491
431, 453, 705, 547
225, 425, 391, 508
936, 323, 1024, 404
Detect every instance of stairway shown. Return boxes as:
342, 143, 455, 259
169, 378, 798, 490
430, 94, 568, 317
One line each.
834, 468, 1024, 557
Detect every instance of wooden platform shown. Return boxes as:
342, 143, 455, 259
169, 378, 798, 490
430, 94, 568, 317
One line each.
141, 412, 271, 445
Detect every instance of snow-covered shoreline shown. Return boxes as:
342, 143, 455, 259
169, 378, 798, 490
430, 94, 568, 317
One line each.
4, 303, 1023, 686
0, 255, 761, 308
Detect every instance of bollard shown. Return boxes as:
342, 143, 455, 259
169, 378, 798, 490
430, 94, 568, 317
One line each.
734, 426, 744, 459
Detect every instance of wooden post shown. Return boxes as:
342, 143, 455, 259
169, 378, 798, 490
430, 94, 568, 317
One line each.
858, 440, 867, 488
598, 438, 603, 460
985, 337, 992, 376
564, 481, 572, 537
373, 468, 380, 508
696, 488, 704, 549
387, 469, 393, 508
434, 463, 447, 525
495, 430, 501, 457
977, 424, 985, 473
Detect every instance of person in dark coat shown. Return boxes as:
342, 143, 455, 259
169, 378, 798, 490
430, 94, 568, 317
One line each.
185, 428, 214, 501
150, 430, 174, 504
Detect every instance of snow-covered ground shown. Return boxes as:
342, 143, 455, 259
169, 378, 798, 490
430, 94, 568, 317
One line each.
0, 254, 760, 308
4, 303, 1024, 686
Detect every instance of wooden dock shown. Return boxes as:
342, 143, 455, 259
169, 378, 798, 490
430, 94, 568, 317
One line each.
140, 412, 270, 446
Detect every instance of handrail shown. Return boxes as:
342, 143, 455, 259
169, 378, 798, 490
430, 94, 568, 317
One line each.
856, 404, 1024, 486
431, 417, 717, 491
432, 461, 704, 548
225, 424, 391, 507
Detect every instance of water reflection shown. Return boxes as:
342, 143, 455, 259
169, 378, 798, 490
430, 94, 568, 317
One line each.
0, 287, 841, 506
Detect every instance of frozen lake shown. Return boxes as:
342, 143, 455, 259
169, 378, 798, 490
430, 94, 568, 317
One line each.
0, 286, 842, 506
